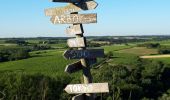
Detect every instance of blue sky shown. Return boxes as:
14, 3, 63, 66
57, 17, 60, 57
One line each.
0, 0, 170, 37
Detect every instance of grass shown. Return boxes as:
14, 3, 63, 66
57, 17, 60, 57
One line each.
0, 50, 78, 77
117, 47, 158, 56
102, 44, 134, 53
107, 53, 138, 66
151, 58, 170, 64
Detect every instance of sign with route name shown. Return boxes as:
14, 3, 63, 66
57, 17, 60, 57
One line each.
63, 49, 104, 59
50, 0, 81, 3
66, 24, 84, 35
65, 58, 96, 74
67, 37, 86, 47
50, 14, 97, 24
64, 83, 109, 94
45, 1, 98, 16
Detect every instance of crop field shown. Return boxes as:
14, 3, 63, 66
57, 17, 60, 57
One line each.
102, 44, 134, 53
0, 50, 78, 77
117, 47, 158, 56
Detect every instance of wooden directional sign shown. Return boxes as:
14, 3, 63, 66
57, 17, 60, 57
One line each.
63, 49, 104, 59
67, 37, 86, 47
45, 1, 98, 16
64, 83, 109, 94
50, 0, 81, 3
50, 14, 97, 24
66, 24, 84, 35
72, 94, 84, 100
65, 58, 96, 74
65, 61, 82, 73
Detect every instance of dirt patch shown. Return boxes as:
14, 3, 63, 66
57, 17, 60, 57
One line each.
140, 55, 170, 59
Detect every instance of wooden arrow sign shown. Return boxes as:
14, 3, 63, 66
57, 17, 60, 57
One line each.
66, 24, 84, 35
63, 49, 104, 59
67, 37, 86, 48
50, 14, 97, 24
65, 58, 96, 74
65, 61, 82, 74
64, 83, 109, 94
50, 0, 81, 3
45, 1, 98, 16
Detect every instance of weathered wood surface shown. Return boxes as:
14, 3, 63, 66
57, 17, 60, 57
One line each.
67, 37, 86, 47
63, 49, 104, 59
45, 1, 98, 16
50, 0, 81, 3
72, 94, 85, 100
64, 83, 109, 94
65, 58, 96, 74
65, 61, 82, 73
50, 14, 97, 24
66, 24, 84, 35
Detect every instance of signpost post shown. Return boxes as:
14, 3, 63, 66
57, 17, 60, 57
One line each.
44, 0, 109, 99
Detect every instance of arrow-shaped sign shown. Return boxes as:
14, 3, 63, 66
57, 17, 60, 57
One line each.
63, 49, 104, 59
64, 83, 109, 94
65, 61, 82, 73
72, 94, 84, 100
67, 37, 86, 48
65, 58, 96, 74
50, 0, 81, 3
45, 1, 98, 16
50, 13, 97, 24
66, 24, 84, 35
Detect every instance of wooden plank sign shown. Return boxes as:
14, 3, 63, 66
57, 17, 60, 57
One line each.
50, 0, 81, 3
65, 58, 96, 74
67, 37, 86, 47
63, 49, 104, 59
65, 61, 82, 73
50, 14, 97, 24
64, 83, 109, 94
66, 24, 84, 35
45, 1, 98, 16
72, 94, 84, 100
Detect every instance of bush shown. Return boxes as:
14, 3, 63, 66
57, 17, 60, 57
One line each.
0, 47, 30, 62
0, 72, 72, 100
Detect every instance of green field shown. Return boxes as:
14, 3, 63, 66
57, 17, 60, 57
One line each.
102, 44, 134, 53
0, 50, 78, 77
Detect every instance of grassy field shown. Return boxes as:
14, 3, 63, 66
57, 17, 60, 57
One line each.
0, 50, 78, 77
102, 44, 134, 53
117, 47, 158, 56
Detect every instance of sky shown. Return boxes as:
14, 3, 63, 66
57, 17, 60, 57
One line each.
0, 0, 170, 37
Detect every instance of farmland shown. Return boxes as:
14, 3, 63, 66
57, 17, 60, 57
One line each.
0, 36, 170, 99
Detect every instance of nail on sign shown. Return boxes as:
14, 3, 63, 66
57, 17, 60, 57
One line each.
45, 1, 98, 16
67, 37, 86, 48
64, 83, 109, 94
63, 49, 104, 59
51, 14, 97, 24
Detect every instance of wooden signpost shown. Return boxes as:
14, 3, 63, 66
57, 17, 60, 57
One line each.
65, 58, 96, 74
45, 0, 109, 99
64, 83, 109, 94
51, 14, 97, 24
50, 0, 81, 3
63, 49, 104, 59
66, 24, 84, 35
45, 1, 98, 16
67, 37, 86, 47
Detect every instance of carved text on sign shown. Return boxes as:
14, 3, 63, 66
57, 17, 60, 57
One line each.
51, 14, 97, 24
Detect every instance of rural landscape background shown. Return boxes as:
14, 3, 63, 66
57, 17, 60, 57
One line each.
1, 0, 170, 100
1, 36, 170, 99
